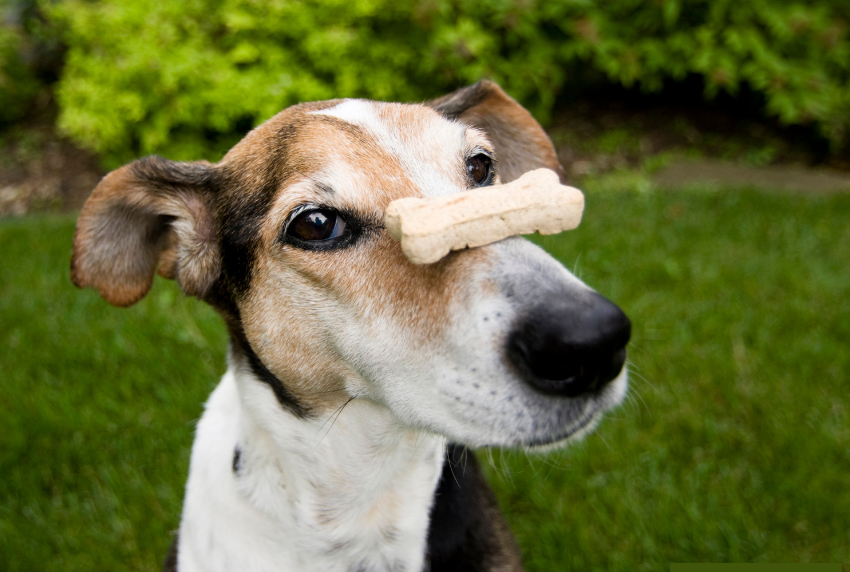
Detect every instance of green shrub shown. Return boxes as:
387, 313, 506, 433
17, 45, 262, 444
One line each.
0, 0, 51, 124
0, 19, 34, 124
48, 0, 850, 166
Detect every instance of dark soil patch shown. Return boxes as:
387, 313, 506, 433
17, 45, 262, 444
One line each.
547, 83, 850, 184
0, 111, 102, 217
653, 159, 850, 193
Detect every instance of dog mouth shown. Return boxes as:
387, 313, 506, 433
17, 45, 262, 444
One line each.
474, 406, 600, 450
429, 357, 629, 450
519, 406, 602, 450
467, 394, 603, 450
496, 364, 628, 450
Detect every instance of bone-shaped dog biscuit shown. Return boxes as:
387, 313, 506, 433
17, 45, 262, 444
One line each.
384, 168, 584, 264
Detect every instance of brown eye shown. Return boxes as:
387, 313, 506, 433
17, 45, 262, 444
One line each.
288, 209, 346, 242
467, 154, 492, 185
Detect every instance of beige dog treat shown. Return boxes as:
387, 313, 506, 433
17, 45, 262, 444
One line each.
384, 168, 584, 264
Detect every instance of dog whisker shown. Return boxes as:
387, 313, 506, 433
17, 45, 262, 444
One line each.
596, 431, 614, 453
541, 452, 572, 472
488, 448, 509, 485
444, 448, 462, 489
314, 395, 357, 446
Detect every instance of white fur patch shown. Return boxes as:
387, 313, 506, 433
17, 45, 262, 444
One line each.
313, 100, 471, 198
178, 369, 446, 572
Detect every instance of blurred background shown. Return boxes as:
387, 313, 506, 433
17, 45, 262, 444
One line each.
1, 0, 848, 570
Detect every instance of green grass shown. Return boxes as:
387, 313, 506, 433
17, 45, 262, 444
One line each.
2, 188, 849, 570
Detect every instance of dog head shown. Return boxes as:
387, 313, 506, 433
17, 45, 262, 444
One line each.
71, 81, 630, 448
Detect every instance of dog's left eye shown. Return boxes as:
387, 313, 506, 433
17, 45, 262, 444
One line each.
287, 209, 347, 242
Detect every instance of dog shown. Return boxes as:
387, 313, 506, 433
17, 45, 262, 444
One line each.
71, 80, 631, 572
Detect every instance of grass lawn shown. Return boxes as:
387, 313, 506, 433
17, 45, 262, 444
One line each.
1, 187, 848, 571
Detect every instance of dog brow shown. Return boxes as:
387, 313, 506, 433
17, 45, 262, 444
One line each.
313, 182, 335, 197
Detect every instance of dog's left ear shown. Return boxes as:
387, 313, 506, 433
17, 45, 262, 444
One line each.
71, 155, 220, 307
427, 80, 565, 184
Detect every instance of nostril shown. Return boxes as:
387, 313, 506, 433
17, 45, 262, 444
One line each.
507, 292, 630, 397
514, 336, 585, 379
596, 346, 628, 389
511, 337, 582, 381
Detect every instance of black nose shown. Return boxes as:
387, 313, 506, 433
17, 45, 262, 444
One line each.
507, 291, 631, 397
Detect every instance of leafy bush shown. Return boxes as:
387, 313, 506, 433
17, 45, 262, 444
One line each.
0, 18, 34, 124
48, 0, 850, 166
0, 0, 55, 124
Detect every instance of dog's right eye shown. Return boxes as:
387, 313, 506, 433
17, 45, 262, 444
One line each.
287, 209, 347, 242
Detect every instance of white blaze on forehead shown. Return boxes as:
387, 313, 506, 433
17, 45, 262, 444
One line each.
312, 99, 472, 198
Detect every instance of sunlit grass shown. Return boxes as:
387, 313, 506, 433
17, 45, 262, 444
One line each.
1, 187, 848, 570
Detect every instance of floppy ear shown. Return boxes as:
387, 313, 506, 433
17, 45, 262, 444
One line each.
71, 155, 220, 307
427, 80, 565, 184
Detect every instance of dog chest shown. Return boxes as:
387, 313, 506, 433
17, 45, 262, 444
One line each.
177, 372, 445, 571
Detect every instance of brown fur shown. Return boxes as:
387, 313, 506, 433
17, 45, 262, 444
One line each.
71, 160, 219, 307
235, 112, 495, 411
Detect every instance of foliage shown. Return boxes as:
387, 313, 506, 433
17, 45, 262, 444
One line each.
48, 0, 437, 166
3, 186, 850, 569
0, 0, 48, 123
46, 0, 850, 166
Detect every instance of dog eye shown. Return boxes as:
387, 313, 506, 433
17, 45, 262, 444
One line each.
467, 154, 492, 185
288, 209, 347, 242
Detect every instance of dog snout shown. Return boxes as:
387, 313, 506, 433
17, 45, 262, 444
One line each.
507, 291, 631, 397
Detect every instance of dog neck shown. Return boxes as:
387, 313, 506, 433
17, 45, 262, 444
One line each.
177, 367, 446, 572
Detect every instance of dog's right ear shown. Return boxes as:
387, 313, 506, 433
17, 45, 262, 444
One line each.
71, 156, 220, 307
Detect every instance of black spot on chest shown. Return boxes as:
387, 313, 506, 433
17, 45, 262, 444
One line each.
232, 446, 242, 475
